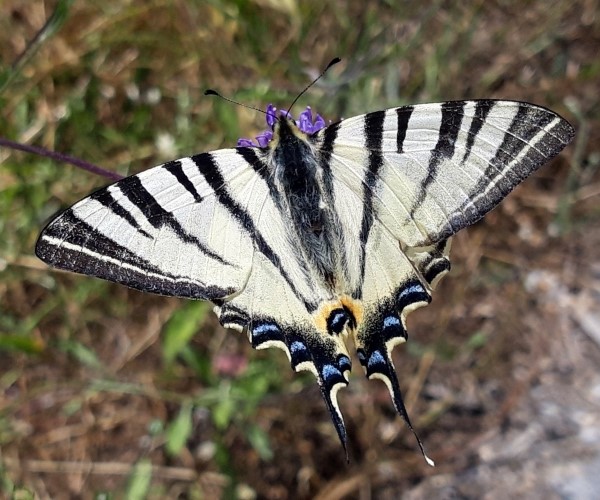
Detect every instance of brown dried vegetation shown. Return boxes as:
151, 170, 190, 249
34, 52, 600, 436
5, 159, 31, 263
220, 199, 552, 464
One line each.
1, 1, 599, 498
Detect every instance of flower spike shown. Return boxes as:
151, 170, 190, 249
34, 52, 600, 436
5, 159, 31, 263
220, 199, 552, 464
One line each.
237, 104, 328, 148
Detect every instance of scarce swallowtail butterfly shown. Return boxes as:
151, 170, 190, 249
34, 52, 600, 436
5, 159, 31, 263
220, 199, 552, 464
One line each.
36, 77, 574, 464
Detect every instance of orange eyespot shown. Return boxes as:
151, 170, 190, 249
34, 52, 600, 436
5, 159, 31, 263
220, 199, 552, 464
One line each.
313, 295, 364, 335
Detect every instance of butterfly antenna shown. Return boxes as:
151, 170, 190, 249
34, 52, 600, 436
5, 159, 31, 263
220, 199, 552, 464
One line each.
286, 57, 341, 116
204, 89, 278, 123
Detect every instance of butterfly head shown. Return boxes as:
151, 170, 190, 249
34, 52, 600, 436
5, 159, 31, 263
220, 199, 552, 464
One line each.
237, 104, 327, 148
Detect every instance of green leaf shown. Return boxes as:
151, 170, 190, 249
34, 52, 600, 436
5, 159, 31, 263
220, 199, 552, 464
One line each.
213, 395, 235, 430
126, 458, 152, 500
0, 334, 44, 354
7, 489, 35, 500
0, 0, 74, 93
466, 331, 488, 350
246, 424, 273, 461
165, 402, 193, 456
162, 302, 211, 365
57, 340, 102, 369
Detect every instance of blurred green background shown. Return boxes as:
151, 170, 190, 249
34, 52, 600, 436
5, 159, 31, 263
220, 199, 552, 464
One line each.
1, 1, 599, 498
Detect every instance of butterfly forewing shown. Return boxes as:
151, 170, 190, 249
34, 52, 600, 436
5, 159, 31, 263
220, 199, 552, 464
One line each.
36, 150, 263, 300
323, 100, 574, 248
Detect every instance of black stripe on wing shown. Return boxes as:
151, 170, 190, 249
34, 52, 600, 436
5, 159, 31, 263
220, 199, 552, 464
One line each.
410, 101, 466, 217
316, 120, 341, 158
118, 175, 229, 265
163, 160, 203, 203
191, 152, 315, 312
396, 105, 414, 154
236, 147, 283, 208
436, 103, 575, 242
482, 103, 555, 188
36, 209, 232, 299
462, 100, 493, 163
355, 110, 385, 299
89, 188, 152, 239
463, 102, 561, 209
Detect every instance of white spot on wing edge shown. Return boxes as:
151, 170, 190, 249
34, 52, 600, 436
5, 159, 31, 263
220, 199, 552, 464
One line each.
400, 299, 430, 329
254, 339, 291, 362
385, 335, 407, 353
295, 360, 318, 377
328, 381, 347, 428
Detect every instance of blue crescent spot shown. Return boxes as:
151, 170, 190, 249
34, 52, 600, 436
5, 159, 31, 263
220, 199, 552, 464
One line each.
357, 351, 366, 363
397, 283, 425, 301
367, 350, 386, 369
290, 341, 307, 354
327, 309, 349, 334
338, 355, 351, 371
322, 364, 342, 382
331, 311, 346, 325
383, 315, 401, 329
252, 323, 280, 337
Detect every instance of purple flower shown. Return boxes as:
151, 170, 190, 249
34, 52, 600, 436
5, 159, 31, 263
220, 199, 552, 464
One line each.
237, 103, 327, 147
265, 103, 277, 127
236, 138, 256, 147
255, 130, 273, 147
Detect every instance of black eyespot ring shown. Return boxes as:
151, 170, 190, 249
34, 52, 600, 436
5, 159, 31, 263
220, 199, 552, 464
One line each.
327, 308, 349, 335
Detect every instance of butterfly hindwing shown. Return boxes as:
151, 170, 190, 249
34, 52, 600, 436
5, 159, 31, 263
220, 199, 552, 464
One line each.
216, 219, 354, 452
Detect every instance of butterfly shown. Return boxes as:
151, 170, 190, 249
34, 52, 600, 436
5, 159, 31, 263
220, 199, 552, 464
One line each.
36, 96, 574, 464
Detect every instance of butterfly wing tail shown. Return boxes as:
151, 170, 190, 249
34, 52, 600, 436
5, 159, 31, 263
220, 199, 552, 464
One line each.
355, 271, 435, 466
358, 336, 434, 466
219, 301, 353, 457
315, 355, 351, 461
273, 325, 352, 459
